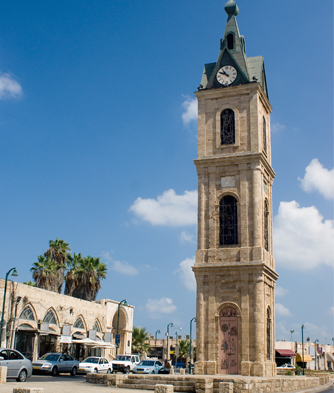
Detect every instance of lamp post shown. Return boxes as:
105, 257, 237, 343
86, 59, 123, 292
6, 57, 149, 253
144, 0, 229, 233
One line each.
189, 317, 196, 374
155, 330, 161, 358
173, 327, 182, 368
314, 339, 319, 371
116, 299, 127, 356
166, 322, 173, 361
290, 329, 294, 342
301, 325, 305, 375
0, 268, 18, 345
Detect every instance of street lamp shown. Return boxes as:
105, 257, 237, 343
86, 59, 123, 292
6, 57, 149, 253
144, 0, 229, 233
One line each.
314, 339, 319, 371
189, 317, 196, 374
301, 325, 305, 375
116, 299, 127, 356
173, 327, 182, 367
290, 330, 294, 342
0, 268, 18, 344
166, 322, 173, 361
155, 330, 161, 358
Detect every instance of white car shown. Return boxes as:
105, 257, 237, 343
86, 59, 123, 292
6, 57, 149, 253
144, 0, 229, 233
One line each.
277, 363, 295, 369
78, 356, 113, 374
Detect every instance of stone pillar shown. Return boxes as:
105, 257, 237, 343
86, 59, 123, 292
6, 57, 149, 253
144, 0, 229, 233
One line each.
195, 275, 205, 374
252, 273, 265, 376
0, 367, 7, 383
252, 163, 262, 261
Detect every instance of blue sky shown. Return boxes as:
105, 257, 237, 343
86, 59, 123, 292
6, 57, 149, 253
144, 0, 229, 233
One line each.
0, 1, 333, 345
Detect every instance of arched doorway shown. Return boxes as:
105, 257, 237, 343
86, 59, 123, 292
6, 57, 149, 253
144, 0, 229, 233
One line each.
112, 307, 128, 354
219, 307, 238, 374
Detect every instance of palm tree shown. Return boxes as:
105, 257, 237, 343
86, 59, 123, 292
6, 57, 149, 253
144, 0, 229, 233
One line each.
69, 255, 107, 301
177, 339, 190, 363
30, 255, 57, 290
44, 238, 71, 293
64, 253, 82, 296
131, 326, 151, 356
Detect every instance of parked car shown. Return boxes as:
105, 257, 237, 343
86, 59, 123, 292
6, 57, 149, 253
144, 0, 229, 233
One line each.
111, 354, 140, 373
277, 363, 295, 369
0, 348, 33, 382
133, 360, 163, 374
78, 356, 113, 374
32, 353, 79, 376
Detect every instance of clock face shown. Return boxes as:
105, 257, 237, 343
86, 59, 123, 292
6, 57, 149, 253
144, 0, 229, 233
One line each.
217, 65, 237, 86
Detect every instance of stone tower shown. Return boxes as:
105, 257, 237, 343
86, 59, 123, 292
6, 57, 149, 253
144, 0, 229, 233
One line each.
192, 0, 278, 377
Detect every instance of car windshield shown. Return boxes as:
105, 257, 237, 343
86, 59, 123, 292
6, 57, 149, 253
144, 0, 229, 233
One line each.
116, 356, 131, 361
140, 361, 155, 366
82, 357, 99, 364
39, 354, 60, 361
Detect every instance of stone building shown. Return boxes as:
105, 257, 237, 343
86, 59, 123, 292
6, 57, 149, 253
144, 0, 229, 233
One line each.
0, 278, 134, 361
192, 0, 277, 376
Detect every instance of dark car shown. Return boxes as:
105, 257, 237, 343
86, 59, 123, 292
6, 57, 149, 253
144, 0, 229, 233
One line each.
0, 348, 33, 382
32, 353, 79, 376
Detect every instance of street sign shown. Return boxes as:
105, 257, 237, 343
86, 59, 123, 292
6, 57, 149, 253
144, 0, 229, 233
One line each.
115, 334, 120, 344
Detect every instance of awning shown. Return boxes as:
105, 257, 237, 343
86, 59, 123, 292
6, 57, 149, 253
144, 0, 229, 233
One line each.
71, 338, 116, 348
17, 324, 37, 331
296, 353, 312, 362
326, 353, 334, 362
276, 349, 296, 357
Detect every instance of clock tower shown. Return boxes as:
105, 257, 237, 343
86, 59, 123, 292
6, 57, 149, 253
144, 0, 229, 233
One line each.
193, 0, 278, 377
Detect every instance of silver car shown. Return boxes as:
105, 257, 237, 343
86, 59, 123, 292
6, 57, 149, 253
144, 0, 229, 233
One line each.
0, 348, 33, 382
32, 352, 79, 376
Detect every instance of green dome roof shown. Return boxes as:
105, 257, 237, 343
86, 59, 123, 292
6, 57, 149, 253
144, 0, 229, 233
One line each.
224, 0, 239, 16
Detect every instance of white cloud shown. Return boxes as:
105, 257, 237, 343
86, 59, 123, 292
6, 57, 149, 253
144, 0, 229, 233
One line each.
112, 260, 138, 276
275, 286, 289, 297
299, 159, 334, 200
271, 122, 286, 133
0, 73, 22, 99
181, 96, 197, 126
129, 189, 198, 226
178, 231, 195, 244
276, 303, 292, 317
146, 297, 177, 318
174, 257, 196, 291
273, 201, 334, 270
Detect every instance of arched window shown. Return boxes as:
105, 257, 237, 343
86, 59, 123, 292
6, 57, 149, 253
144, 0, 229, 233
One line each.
93, 320, 102, 333
19, 306, 35, 321
263, 117, 267, 153
73, 317, 85, 329
220, 195, 238, 245
264, 200, 269, 251
227, 34, 234, 50
267, 307, 271, 360
43, 309, 57, 325
221, 109, 235, 145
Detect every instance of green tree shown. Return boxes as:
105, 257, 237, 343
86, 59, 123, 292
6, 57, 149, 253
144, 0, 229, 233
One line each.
177, 339, 190, 363
44, 238, 71, 293
131, 326, 151, 356
66, 255, 107, 301
30, 255, 57, 290
23, 281, 36, 287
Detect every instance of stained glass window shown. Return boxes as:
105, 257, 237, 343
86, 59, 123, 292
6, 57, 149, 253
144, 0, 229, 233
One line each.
221, 109, 235, 145
19, 306, 35, 321
73, 317, 85, 329
220, 195, 238, 245
43, 309, 57, 325
263, 117, 267, 153
264, 200, 269, 251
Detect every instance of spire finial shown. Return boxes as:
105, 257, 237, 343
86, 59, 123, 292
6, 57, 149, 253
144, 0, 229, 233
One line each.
224, 0, 239, 17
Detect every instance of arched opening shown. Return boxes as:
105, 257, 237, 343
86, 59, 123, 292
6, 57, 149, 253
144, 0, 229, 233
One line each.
227, 34, 234, 50
220, 195, 238, 245
267, 307, 271, 360
219, 307, 238, 374
112, 307, 128, 354
264, 200, 269, 251
221, 109, 235, 145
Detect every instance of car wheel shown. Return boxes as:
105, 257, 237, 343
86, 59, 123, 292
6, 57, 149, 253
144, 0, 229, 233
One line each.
52, 367, 58, 377
94, 368, 98, 374
107, 368, 112, 374
16, 369, 27, 382
71, 367, 77, 376
125, 366, 130, 374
